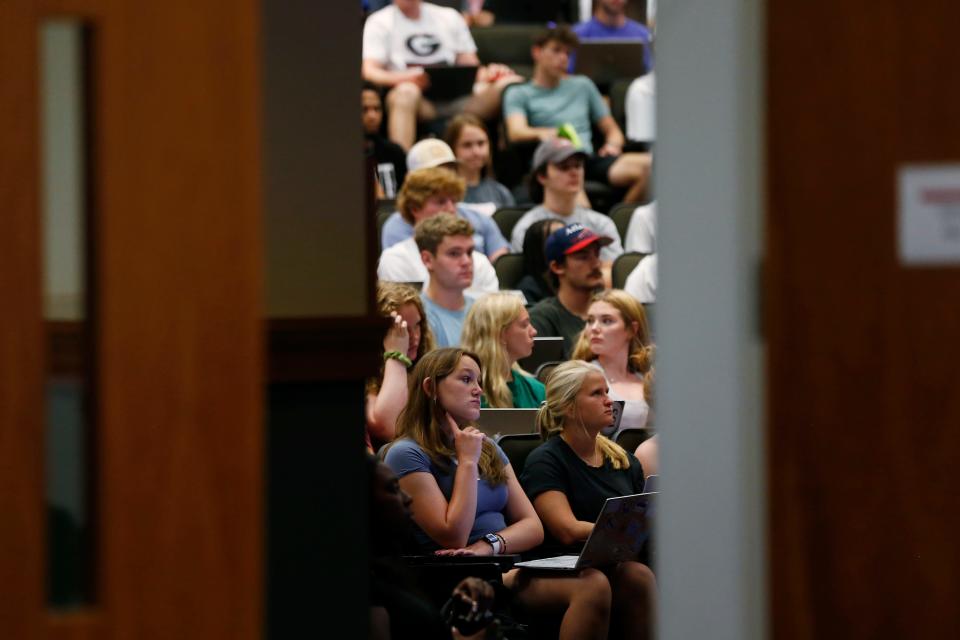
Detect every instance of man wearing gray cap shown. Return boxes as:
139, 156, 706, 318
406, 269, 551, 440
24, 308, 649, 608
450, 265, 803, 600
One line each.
510, 138, 624, 274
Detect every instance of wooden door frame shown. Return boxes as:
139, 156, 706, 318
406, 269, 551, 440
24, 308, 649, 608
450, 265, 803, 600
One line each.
0, 1, 263, 638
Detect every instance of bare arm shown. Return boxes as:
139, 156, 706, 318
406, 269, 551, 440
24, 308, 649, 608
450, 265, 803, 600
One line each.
505, 113, 556, 144
487, 246, 509, 264
496, 464, 545, 552
365, 361, 407, 442
398, 424, 486, 549
458, 463, 543, 555
532, 490, 594, 545
362, 58, 428, 89
601, 261, 613, 290
399, 465, 479, 550
366, 314, 411, 441
455, 51, 481, 67
595, 115, 625, 157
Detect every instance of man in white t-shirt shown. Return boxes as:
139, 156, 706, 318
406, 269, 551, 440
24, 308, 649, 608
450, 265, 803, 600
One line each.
625, 253, 657, 303
624, 200, 656, 253
414, 215, 487, 347
362, 0, 521, 150
377, 229, 499, 299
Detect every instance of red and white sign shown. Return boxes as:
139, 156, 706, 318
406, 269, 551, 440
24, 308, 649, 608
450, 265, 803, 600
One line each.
899, 164, 960, 265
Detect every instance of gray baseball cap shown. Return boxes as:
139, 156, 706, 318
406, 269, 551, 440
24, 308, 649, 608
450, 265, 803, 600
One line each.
531, 137, 587, 171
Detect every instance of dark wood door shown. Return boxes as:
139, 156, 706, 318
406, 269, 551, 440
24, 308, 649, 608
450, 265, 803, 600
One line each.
767, 1, 960, 636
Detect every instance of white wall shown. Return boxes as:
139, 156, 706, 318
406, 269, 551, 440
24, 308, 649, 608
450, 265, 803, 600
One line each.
656, 0, 766, 637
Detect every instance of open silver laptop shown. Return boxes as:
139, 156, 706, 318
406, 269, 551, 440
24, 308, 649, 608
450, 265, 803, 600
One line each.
476, 408, 539, 440
515, 492, 656, 571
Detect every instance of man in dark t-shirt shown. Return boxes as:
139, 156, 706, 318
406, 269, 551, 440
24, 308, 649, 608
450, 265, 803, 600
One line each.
528, 223, 612, 357
363, 84, 407, 198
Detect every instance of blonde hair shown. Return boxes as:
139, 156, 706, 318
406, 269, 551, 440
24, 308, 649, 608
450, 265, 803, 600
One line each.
571, 289, 654, 374
366, 282, 436, 395
461, 293, 527, 408
535, 360, 631, 470
397, 167, 466, 224
394, 348, 507, 485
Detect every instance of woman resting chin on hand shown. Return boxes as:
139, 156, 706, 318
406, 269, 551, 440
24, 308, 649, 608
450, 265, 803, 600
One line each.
383, 348, 616, 640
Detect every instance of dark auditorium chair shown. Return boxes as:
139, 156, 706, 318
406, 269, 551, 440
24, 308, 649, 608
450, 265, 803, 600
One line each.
471, 25, 539, 80
611, 251, 647, 290
609, 77, 633, 134
496, 433, 543, 476
615, 427, 654, 453
609, 201, 637, 246
534, 361, 561, 384
376, 210, 392, 252
492, 206, 528, 240
493, 253, 525, 290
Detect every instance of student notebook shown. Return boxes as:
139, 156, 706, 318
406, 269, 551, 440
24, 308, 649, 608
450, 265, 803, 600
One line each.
515, 492, 656, 571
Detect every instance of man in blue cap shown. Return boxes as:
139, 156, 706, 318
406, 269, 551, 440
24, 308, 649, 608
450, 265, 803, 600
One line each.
529, 223, 613, 358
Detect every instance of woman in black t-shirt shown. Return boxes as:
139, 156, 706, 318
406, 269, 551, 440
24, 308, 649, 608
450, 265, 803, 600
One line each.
521, 359, 656, 640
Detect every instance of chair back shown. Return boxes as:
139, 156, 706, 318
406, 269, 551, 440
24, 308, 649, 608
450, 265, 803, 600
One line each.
614, 427, 654, 454
493, 253, 525, 290
496, 433, 543, 475
609, 77, 634, 133
492, 206, 528, 240
376, 200, 396, 251
470, 25, 538, 77
612, 252, 647, 290
608, 202, 637, 246
534, 360, 562, 384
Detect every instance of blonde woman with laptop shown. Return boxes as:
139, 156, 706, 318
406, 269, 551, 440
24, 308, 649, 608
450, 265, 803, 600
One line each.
461, 292, 545, 409
520, 360, 656, 640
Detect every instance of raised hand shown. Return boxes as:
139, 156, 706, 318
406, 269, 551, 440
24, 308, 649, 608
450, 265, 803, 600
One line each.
382, 311, 409, 355
452, 419, 484, 466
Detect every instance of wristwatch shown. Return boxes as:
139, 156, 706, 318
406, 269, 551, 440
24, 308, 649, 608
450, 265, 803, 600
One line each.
483, 532, 503, 555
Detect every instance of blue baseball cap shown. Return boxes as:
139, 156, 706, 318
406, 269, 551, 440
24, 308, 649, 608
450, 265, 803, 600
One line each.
545, 223, 613, 263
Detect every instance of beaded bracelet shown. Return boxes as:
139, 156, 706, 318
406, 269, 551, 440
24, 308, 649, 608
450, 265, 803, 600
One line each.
383, 350, 413, 368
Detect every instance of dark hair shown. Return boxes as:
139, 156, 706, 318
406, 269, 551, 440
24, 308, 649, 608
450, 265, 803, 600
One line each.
522, 219, 562, 296
532, 24, 579, 49
362, 80, 382, 96
527, 164, 549, 204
